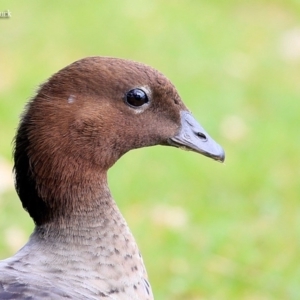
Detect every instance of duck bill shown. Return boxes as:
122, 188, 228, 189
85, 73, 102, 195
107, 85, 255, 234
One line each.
168, 111, 225, 162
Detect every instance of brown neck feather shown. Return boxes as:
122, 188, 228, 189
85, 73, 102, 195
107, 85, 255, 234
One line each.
14, 116, 109, 225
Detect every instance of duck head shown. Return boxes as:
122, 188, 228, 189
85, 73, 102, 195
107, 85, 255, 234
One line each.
14, 57, 224, 225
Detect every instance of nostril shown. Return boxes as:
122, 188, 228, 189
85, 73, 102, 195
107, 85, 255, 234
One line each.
197, 132, 207, 140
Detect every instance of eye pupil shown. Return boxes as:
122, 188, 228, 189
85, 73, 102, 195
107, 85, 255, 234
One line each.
126, 89, 148, 107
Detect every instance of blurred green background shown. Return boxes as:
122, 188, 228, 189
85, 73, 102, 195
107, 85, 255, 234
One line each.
0, 1, 300, 299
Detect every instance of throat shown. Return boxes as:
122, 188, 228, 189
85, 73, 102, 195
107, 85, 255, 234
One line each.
35, 193, 132, 244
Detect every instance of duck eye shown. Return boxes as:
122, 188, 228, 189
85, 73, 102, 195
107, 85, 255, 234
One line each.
125, 89, 149, 107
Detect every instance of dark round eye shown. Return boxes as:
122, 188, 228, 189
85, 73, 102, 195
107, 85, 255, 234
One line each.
125, 88, 149, 107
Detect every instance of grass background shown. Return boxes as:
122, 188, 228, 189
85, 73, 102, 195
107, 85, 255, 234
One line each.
0, 1, 300, 299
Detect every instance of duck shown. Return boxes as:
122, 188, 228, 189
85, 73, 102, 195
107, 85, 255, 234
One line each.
0, 56, 225, 299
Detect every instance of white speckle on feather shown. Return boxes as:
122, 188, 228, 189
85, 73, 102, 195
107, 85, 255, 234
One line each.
68, 94, 76, 104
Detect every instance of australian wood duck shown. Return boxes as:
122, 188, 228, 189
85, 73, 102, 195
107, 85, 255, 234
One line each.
0, 57, 224, 299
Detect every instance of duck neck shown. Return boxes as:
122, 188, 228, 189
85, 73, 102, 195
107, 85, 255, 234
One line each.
15, 148, 153, 298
